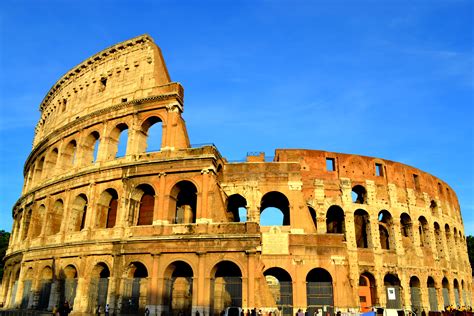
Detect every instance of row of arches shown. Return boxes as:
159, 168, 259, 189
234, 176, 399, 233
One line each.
4, 260, 244, 316
14, 180, 199, 241
26, 116, 164, 191
350, 185, 458, 220
12, 187, 467, 264
226, 191, 466, 255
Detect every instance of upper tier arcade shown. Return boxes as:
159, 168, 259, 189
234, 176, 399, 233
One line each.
33, 34, 177, 147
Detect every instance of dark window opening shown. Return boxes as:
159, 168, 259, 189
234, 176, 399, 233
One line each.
137, 185, 155, 226
326, 205, 345, 234
413, 174, 420, 190
354, 209, 370, 248
100, 77, 107, 89
172, 181, 197, 224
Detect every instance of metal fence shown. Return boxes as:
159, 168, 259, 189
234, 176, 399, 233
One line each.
306, 282, 334, 316
211, 277, 242, 316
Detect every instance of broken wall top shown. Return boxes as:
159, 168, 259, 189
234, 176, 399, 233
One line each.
33, 34, 175, 147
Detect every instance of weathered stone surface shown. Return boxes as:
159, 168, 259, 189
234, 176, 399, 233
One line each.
0, 35, 472, 316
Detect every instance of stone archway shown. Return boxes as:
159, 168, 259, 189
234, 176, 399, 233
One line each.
306, 268, 333, 316
164, 261, 194, 316
211, 261, 242, 316
264, 267, 293, 316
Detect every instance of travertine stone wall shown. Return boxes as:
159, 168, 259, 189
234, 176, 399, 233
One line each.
1, 35, 471, 316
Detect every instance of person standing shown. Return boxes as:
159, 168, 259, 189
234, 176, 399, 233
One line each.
105, 304, 110, 316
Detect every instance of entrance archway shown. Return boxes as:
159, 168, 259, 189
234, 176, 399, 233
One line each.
38, 267, 53, 310
59, 265, 78, 306
306, 268, 333, 316
358, 272, 376, 312
211, 261, 242, 316
122, 262, 148, 314
409, 276, 422, 315
264, 268, 293, 316
427, 277, 438, 312
164, 261, 194, 316
89, 263, 110, 313
384, 274, 401, 309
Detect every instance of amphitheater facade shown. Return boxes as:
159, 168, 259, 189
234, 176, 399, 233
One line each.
0, 35, 472, 316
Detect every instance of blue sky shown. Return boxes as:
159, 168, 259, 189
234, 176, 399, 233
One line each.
0, 0, 472, 234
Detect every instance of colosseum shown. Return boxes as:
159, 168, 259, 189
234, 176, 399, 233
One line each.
0, 34, 472, 316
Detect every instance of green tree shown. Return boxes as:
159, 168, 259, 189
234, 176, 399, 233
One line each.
468, 235, 474, 276
0, 230, 11, 279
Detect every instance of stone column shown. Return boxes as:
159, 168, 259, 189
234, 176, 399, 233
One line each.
147, 254, 160, 314
198, 169, 210, 222
194, 252, 208, 316
246, 252, 257, 309
156, 173, 167, 224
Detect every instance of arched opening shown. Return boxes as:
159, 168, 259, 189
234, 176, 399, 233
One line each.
140, 116, 163, 153
226, 194, 247, 222
21, 268, 34, 308
8, 269, 20, 308
427, 277, 438, 312
306, 268, 333, 316
111, 123, 129, 158
97, 189, 118, 228
83, 131, 101, 164
384, 274, 401, 309
260, 191, 290, 226
63, 140, 77, 169
434, 223, 444, 258
59, 265, 78, 307
418, 216, 430, 247
211, 261, 242, 316
326, 205, 345, 235
164, 261, 194, 316
308, 206, 317, 230
44, 148, 59, 176
352, 185, 367, 204
134, 184, 155, 226
400, 213, 412, 238
171, 181, 197, 224
461, 280, 467, 306
70, 194, 88, 232
354, 209, 371, 248
264, 268, 293, 316
442, 277, 450, 308
34, 157, 45, 182
359, 272, 376, 312
453, 279, 460, 307
48, 199, 64, 235
38, 266, 53, 310
30, 204, 45, 238
410, 276, 422, 315
378, 210, 394, 250
89, 263, 110, 313
445, 224, 453, 259
22, 208, 32, 240
122, 262, 149, 314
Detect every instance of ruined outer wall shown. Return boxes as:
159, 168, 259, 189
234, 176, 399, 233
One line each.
1, 35, 472, 315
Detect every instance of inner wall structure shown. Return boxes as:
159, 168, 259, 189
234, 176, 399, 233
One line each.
1, 35, 472, 316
